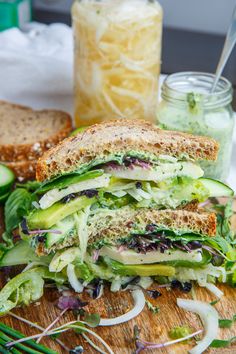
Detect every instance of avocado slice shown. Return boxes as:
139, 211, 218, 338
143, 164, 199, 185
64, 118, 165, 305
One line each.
104, 257, 175, 277
27, 196, 95, 230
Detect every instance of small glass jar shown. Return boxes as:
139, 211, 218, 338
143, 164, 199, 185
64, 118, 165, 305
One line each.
157, 72, 235, 181
72, 0, 163, 127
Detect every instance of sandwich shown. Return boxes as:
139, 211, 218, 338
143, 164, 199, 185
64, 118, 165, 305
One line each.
0, 120, 234, 314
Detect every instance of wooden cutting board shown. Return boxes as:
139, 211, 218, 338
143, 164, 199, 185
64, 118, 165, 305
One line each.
0, 202, 235, 354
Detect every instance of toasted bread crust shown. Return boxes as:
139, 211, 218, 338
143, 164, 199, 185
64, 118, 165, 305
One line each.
0, 100, 72, 162
36, 120, 219, 181
3, 160, 37, 181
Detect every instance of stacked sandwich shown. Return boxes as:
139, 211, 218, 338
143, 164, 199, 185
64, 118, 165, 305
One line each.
12, 119, 233, 293
0, 118, 234, 312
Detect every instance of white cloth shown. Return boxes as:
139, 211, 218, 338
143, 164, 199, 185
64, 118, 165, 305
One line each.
0, 23, 235, 191
0, 22, 73, 114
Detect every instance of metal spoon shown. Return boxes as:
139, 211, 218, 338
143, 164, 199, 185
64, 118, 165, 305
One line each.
211, 4, 236, 93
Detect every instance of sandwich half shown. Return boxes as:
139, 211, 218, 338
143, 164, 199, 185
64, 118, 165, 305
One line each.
12, 120, 233, 291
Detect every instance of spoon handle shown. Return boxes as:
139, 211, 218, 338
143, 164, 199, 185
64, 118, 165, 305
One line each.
211, 4, 236, 93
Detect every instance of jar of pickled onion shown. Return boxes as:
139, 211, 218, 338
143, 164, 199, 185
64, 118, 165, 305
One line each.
72, 0, 163, 127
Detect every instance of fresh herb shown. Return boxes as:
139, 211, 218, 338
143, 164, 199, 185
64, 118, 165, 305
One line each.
145, 300, 159, 314
6, 320, 113, 354
219, 314, 236, 328
187, 92, 201, 113
3, 188, 35, 243
133, 325, 203, 353
83, 313, 100, 328
0, 322, 56, 353
210, 336, 236, 348
168, 325, 192, 340
210, 299, 220, 306
16, 180, 41, 192
57, 295, 88, 310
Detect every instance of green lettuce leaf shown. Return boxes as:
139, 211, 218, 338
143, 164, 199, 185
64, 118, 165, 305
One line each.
4, 188, 35, 233
36, 169, 104, 194
0, 267, 46, 315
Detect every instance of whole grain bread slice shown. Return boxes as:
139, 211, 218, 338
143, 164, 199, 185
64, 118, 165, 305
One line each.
87, 207, 217, 244
36, 119, 219, 181
2, 160, 37, 181
36, 207, 216, 255
0, 100, 72, 162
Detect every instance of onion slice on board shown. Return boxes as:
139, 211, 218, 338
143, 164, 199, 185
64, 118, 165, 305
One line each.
67, 264, 83, 293
177, 298, 219, 354
100, 290, 145, 326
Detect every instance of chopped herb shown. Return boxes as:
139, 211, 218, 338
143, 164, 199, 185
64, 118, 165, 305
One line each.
83, 313, 100, 328
145, 300, 159, 314
187, 92, 201, 113
168, 325, 192, 340
219, 314, 236, 328
210, 336, 236, 348
210, 299, 220, 306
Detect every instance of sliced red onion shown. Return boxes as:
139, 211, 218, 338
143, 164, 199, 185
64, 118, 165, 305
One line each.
133, 159, 151, 169
117, 245, 127, 253
92, 250, 100, 262
28, 229, 62, 235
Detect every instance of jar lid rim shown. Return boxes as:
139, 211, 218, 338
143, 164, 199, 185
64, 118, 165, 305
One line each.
162, 72, 232, 107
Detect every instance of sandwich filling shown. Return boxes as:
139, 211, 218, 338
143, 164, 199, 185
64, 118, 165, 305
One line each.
11, 150, 234, 293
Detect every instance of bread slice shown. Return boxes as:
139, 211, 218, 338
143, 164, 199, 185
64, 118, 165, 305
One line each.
2, 160, 37, 181
36, 119, 219, 181
36, 207, 216, 255
86, 207, 217, 245
0, 100, 72, 162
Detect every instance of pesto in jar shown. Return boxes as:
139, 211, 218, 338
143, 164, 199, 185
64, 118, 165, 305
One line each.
157, 72, 235, 181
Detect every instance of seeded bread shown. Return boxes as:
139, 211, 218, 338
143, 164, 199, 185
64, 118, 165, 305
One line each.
87, 207, 217, 244
36, 119, 219, 181
3, 160, 37, 182
0, 100, 72, 162
36, 207, 216, 255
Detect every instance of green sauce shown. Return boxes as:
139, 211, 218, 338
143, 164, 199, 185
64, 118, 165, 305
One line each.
157, 92, 234, 181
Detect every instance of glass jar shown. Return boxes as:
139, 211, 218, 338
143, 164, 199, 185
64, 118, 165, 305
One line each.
157, 72, 235, 181
72, 0, 163, 127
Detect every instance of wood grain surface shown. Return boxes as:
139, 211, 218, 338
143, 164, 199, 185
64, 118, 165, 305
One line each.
0, 202, 235, 354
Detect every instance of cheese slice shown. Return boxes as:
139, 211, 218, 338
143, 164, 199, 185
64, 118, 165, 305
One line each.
100, 246, 203, 265
39, 174, 110, 209
103, 162, 204, 181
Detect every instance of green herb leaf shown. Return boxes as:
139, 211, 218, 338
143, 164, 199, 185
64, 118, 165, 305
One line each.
168, 326, 192, 340
4, 188, 34, 233
83, 313, 100, 328
16, 180, 41, 192
210, 336, 236, 348
145, 300, 159, 314
219, 314, 236, 328
210, 299, 220, 306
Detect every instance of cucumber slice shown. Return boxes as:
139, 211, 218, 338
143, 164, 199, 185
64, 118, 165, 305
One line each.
45, 216, 75, 249
200, 178, 234, 197
0, 164, 15, 195
0, 241, 41, 267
